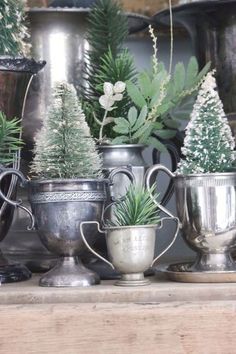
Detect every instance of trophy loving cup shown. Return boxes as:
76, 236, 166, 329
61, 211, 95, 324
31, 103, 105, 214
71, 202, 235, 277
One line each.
80, 199, 180, 287
0, 167, 134, 287
146, 165, 236, 277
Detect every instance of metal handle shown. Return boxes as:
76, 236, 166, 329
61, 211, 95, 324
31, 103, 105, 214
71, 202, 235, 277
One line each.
108, 166, 135, 202
151, 216, 180, 267
152, 136, 181, 206
80, 221, 115, 270
145, 164, 176, 218
0, 169, 35, 230
102, 167, 136, 226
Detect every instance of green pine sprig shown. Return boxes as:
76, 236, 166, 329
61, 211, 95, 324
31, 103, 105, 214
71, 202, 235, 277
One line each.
106, 183, 160, 227
82, 0, 136, 139
0, 111, 22, 165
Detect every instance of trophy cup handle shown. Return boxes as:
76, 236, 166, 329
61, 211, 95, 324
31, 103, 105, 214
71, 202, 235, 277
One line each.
80, 221, 115, 270
151, 216, 180, 267
0, 169, 35, 230
145, 164, 176, 218
108, 166, 135, 202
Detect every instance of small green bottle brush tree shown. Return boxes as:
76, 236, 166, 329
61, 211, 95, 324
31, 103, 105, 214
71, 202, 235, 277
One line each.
31, 82, 103, 179
177, 71, 235, 174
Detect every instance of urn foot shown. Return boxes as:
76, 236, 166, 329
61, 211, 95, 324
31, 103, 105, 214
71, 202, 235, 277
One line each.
39, 256, 100, 287
191, 252, 236, 272
115, 273, 150, 287
0, 263, 31, 283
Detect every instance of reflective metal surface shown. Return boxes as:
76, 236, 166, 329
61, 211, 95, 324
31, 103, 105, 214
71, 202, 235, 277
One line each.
165, 262, 236, 283
146, 165, 236, 273
0, 58, 45, 283
153, 0, 236, 118
81, 218, 179, 287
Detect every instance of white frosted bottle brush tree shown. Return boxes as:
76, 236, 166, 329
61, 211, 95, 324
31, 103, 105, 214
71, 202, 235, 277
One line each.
31, 82, 103, 179
177, 71, 235, 174
0, 0, 30, 56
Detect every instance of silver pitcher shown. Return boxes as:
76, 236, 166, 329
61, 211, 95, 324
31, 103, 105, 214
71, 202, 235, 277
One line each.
80, 220, 179, 286
0, 168, 134, 287
146, 165, 236, 272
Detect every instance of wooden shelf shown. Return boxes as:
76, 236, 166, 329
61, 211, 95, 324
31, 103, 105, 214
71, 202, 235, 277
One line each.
1, 274, 236, 353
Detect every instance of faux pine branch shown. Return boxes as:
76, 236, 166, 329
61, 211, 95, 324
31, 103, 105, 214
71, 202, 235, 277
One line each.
0, 112, 22, 165
106, 183, 160, 227
82, 0, 136, 139
31, 82, 103, 179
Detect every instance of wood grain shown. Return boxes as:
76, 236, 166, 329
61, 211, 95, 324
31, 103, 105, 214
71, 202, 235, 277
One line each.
0, 301, 236, 354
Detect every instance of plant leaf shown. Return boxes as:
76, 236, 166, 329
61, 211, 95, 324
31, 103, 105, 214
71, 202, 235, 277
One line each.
126, 80, 146, 109
128, 106, 138, 127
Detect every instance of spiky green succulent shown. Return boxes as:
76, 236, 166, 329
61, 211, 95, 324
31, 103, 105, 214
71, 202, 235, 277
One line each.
106, 183, 160, 227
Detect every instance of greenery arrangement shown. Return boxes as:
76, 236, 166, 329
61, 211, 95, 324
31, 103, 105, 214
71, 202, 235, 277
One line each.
177, 71, 235, 174
31, 82, 103, 179
95, 25, 211, 150
82, 0, 136, 139
0, 112, 22, 165
0, 0, 30, 56
106, 183, 160, 227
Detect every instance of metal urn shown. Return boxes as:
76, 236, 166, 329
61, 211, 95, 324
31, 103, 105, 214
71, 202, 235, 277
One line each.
80, 217, 179, 286
0, 168, 133, 287
0, 58, 45, 283
146, 165, 236, 277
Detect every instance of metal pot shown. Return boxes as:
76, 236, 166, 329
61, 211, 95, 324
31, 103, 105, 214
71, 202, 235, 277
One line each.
146, 165, 236, 273
0, 57, 45, 283
80, 217, 179, 286
0, 167, 134, 287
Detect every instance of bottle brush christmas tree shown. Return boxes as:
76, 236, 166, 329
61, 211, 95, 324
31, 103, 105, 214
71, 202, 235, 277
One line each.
31, 82, 103, 179
0, 0, 30, 56
177, 71, 235, 174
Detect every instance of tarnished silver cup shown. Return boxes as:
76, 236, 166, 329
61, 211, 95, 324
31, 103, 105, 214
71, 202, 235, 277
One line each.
0, 168, 134, 287
80, 217, 179, 286
146, 165, 236, 272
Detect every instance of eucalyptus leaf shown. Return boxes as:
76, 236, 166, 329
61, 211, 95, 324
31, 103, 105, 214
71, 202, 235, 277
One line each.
186, 56, 199, 89
128, 106, 138, 127
126, 80, 147, 108
132, 121, 151, 140
138, 71, 152, 99
146, 136, 168, 153
131, 105, 148, 132
112, 136, 130, 144
174, 62, 185, 93
155, 129, 176, 139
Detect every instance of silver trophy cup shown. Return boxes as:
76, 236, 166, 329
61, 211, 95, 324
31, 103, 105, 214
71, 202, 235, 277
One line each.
146, 165, 236, 273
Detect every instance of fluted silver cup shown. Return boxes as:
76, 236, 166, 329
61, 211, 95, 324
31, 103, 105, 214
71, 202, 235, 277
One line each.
146, 165, 236, 272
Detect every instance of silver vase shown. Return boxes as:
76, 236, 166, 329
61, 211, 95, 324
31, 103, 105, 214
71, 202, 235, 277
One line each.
0, 58, 45, 283
0, 168, 133, 287
146, 165, 236, 273
80, 217, 179, 286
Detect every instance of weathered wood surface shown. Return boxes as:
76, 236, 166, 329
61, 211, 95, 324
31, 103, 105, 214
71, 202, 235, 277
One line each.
1, 301, 236, 354
1, 275, 236, 305
1, 276, 236, 353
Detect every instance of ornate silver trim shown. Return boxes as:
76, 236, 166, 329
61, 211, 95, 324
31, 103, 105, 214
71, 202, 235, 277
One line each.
30, 191, 107, 204
175, 176, 236, 188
